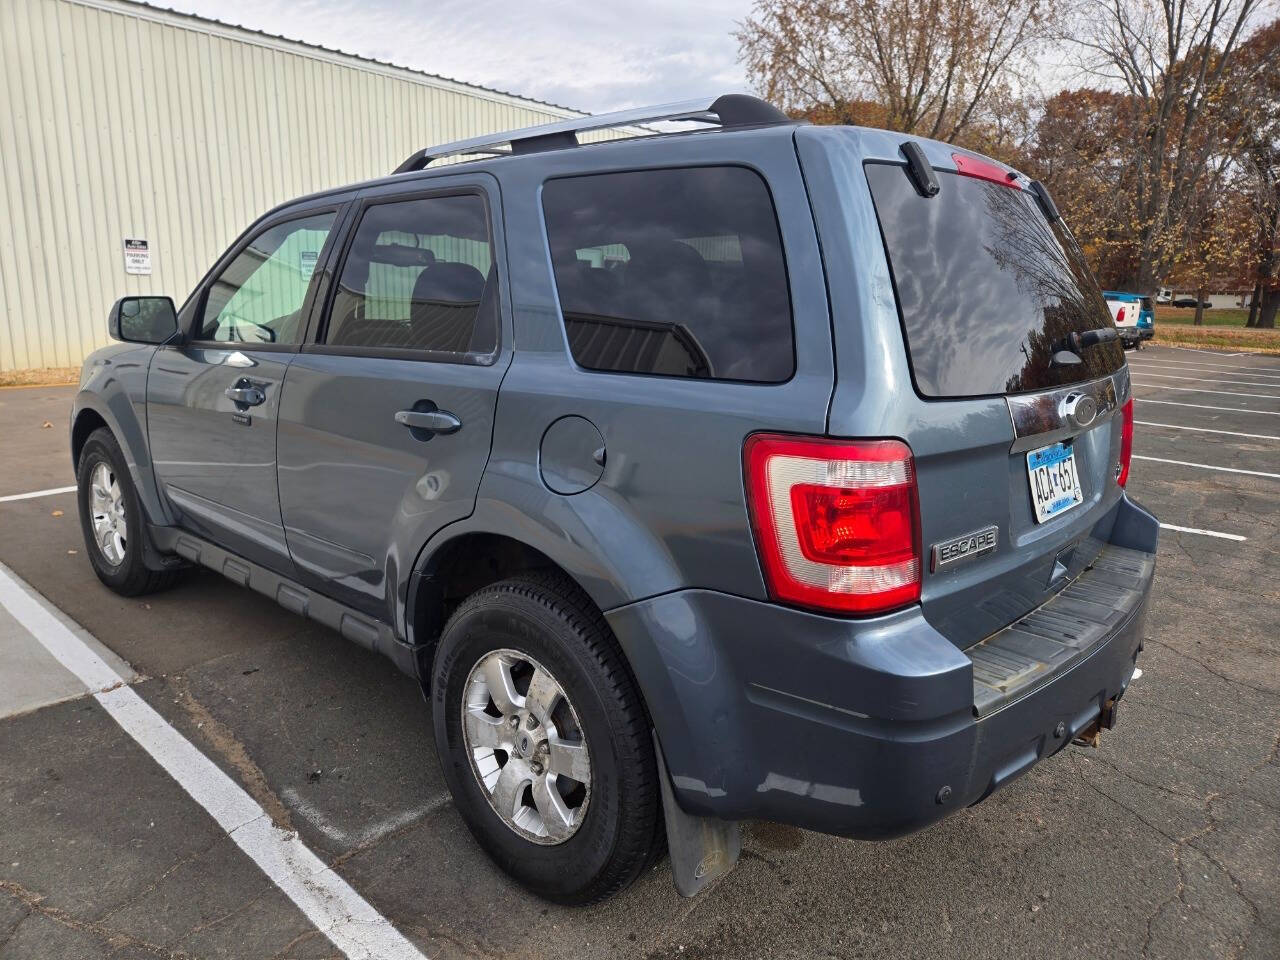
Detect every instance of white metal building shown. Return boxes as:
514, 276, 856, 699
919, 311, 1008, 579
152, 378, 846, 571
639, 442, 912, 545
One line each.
0, 0, 608, 372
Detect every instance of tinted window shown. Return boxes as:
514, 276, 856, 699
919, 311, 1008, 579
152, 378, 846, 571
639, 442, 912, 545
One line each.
199, 213, 335, 344
543, 167, 793, 382
326, 194, 496, 355
865, 163, 1123, 397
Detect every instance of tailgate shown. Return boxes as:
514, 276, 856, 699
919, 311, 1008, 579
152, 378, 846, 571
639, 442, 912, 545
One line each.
860, 154, 1131, 649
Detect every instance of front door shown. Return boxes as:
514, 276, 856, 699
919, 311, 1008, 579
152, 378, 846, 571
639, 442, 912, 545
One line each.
147, 207, 341, 570
276, 177, 509, 621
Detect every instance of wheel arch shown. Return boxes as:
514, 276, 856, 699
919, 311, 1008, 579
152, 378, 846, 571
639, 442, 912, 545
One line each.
71, 387, 174, 538
402, 518, 659, 704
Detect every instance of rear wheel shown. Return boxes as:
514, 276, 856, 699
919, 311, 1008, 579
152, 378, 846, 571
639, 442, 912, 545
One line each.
431, 572, 661, 904
76, 428, 179, 596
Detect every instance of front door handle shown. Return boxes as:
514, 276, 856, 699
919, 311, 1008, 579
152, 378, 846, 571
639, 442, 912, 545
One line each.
395, 409, 462, 434
225, 385, 266, 406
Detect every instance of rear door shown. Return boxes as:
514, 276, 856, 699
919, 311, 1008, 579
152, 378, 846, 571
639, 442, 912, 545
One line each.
148, 205, 341, 570
276, 174, 509, 622
799, 127, 1130, 649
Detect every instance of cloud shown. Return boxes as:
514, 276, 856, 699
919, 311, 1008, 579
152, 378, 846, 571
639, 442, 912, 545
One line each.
162, 0, 753, 113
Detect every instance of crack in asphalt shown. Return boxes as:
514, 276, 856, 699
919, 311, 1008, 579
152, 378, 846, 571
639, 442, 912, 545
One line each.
1144, 637, 1280, 699
1073, 734, 1276, 960
0, 880, 198, 959
166, 676, 297, 832
91, 832, 231, 927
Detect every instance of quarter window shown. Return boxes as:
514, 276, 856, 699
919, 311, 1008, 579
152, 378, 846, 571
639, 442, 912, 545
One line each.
542, 167, 794, 383
325, 194, 496, 356
198, 213, 335, 345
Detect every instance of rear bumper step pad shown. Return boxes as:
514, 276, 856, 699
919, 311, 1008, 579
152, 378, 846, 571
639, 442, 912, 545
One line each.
969, 544, 1154, 717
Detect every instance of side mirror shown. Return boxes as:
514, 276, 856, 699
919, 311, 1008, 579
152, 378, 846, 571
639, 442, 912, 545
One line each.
109, 296, 180, 344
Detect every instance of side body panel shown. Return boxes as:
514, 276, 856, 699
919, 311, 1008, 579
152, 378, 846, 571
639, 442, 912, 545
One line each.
146, 346, 295, 570
72, 341, 173, 527
399, 127, 834, 634
144, 197, 349, 573
277, 174, 513, 624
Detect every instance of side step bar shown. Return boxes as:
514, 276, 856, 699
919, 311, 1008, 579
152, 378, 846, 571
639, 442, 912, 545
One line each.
148, 524, 418, 678
969, 543, 1155, 717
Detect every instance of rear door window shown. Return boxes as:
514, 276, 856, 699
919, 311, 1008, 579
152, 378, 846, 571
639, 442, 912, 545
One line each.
865, 163, 1123, 397
542, 166, 794, 383
324, 194, 497, 357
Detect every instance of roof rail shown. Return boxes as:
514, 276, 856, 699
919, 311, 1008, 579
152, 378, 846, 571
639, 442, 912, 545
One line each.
393, 94, 791, 174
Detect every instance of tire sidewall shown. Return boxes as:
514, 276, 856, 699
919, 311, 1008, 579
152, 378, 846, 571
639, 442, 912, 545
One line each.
76, 432, 147, 589
432, 592, 631, 900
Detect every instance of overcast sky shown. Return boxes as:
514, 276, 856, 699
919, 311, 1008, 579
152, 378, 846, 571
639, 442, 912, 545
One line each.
164, 0, 755, 114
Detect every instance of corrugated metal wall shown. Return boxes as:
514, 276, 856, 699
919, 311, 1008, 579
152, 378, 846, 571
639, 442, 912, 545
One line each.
0, 0, 598, 371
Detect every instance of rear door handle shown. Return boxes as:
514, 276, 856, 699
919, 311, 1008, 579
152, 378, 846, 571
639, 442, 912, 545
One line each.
395, 409, 462, 434
225, 385, 266, 406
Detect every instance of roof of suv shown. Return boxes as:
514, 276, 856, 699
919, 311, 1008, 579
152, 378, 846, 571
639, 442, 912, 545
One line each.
259, 95, 800, 219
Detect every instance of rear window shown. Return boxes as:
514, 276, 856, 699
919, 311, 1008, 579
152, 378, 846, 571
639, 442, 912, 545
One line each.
542, 166, 794, 383
865, 163, 1123, 397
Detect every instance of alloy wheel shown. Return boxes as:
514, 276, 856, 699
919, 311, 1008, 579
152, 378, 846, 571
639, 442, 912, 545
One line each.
461, 649, 591, 844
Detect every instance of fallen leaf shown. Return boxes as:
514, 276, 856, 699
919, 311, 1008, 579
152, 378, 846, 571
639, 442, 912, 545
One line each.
51, 509, 63, 517
41, 421, 53, 429
67, 549, 78, 555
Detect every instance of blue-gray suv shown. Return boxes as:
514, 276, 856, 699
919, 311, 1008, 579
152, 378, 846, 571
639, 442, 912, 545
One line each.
72, 95, 1157, 904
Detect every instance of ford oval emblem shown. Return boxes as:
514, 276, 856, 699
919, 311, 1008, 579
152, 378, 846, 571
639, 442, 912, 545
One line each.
1060, 393, 1097, 430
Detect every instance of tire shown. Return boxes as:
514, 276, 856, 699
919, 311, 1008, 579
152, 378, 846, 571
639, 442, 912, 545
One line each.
76, 427, 179, 597
432, 572, 661, 904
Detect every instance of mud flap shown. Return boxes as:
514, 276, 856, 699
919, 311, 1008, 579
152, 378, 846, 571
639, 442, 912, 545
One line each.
653, 734, 740, 898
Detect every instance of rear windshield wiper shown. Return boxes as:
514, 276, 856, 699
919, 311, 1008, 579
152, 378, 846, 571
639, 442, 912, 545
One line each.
1051, 327, 1119, 367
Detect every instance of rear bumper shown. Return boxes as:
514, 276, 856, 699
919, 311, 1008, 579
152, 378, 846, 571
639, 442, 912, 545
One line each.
608, 495, 1158, 839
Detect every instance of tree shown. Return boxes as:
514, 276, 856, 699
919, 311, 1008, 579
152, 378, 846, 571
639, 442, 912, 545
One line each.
1067, 0, 1265, 292
1230, 19, 1280, 328
1028, 89, 1145, 287
736, 0, 1060, 144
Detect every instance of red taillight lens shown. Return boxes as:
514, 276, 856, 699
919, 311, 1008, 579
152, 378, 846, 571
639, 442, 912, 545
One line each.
1116, 306, 1126, 324
1117, 398, 1134, 487
744, 434, 921, 615
952, 152, 1020, 189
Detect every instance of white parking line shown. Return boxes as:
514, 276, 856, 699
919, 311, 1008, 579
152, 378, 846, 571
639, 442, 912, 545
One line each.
1133, 371, 1280, 388
1134, 420, 1280, 442
0, 562, 428, 960
0, 485, 76, 503
1137, 351, 1280, 368
1159, 523, 1248, 542
1132, 382, 1280, 401
1133, 454, 1280, 479
1137, 398, 1280, 417
1132, 359, 1280, 379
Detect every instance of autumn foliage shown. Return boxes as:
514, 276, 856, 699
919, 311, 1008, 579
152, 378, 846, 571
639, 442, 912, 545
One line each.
737, 0, 1279, 326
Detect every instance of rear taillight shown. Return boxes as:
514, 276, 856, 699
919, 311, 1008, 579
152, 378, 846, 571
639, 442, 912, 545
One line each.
1117, 398, 1134, 487
1116, 306, 1126, 324
743, 434, 921, 615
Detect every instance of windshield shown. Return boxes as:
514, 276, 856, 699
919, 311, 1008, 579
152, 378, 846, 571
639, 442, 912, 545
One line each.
865, 162, 1124, 398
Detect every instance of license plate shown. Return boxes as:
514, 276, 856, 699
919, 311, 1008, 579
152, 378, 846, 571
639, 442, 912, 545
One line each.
1026, 441, 1083, 523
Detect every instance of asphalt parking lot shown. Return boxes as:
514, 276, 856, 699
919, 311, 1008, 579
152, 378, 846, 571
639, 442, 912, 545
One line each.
1, 344, 1277, 960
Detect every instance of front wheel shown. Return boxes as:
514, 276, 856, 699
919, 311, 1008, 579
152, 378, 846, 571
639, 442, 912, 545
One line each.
431, 572, 661, 904
76, 427, 179, 597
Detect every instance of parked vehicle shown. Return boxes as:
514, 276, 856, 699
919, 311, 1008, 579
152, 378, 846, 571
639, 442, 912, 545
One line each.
1155, 287, 1173, 304
1104, 291, 1155, 348
72, 95, 1157, 904
1172, 297, 1212, 308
